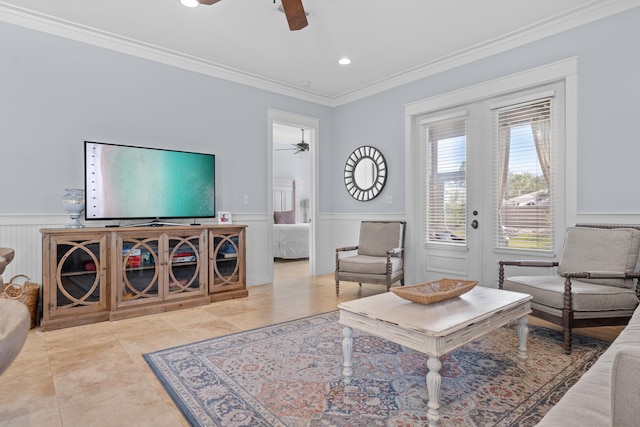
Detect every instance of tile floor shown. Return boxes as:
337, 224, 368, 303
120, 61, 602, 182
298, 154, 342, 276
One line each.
0, 260, 623, 426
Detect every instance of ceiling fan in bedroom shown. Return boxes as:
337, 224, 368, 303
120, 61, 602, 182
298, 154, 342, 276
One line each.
277, 129, 309, 154
193, 0, 308, 31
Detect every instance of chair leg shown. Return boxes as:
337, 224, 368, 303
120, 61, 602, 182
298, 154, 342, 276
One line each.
401, 278, 405, 287
562, 277, 574, 354
335, 280, 340, 296
563, 327, 572, 355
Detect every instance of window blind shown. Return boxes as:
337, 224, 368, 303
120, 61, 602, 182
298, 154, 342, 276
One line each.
495, 97, 553, 250
424, 115, 468, 245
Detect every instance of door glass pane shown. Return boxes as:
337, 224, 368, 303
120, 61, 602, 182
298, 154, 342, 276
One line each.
425, 116, 467, 245
497, 98, 553, 250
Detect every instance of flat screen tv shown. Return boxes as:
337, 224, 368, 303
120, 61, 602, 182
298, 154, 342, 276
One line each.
84, 141, 215, 222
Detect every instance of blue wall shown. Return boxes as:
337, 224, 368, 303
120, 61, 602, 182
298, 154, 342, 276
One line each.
331, 6, 640, 215
0, 21, 332, 215
2, 6, 640, 218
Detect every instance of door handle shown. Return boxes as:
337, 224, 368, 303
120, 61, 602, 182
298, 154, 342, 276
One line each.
471, 220, 479, 229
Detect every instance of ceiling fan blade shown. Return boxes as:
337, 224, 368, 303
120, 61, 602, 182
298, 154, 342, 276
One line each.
280, 0, 308, 31
197, 0, 221, 5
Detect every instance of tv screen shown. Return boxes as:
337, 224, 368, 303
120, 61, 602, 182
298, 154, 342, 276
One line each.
85, 141, 215, 221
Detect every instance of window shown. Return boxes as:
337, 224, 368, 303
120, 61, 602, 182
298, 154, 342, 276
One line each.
423, 114, 468, 245
495, 97, 553, 250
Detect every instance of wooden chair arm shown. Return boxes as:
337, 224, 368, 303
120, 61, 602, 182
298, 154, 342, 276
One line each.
500, 260, 559, 268
561, 271, 640, 299
387, 247, 403, 256
336, 246, 358, 253
498, 260, 559, 289
561, 271, 626, 279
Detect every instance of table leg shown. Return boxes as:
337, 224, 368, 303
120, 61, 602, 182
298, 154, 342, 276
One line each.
342, 326, 353, 383
517, 315, 529, 364
426, 356, 442, 427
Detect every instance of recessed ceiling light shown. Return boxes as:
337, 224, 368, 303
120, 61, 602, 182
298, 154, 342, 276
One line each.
338, 58, 351, 65
300, 80, 311, 87
181, 0, 199, 8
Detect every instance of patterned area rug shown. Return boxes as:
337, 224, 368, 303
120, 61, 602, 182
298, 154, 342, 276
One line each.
143, 311, 609, 426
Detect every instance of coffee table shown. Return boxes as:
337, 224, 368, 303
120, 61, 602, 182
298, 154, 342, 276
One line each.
338, 286, 532, 426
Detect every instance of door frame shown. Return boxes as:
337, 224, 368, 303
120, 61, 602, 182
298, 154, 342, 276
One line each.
404, 58, 577, 286
267, 108, 320, 277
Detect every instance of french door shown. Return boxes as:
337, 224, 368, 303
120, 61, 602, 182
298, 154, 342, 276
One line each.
413, 82, 565, 287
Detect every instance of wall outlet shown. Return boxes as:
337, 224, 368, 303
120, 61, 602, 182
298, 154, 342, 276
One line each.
243, 195, 249, 204
385, 195, 393, 204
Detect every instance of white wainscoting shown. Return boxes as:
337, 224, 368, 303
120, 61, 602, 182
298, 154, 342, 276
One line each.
0, 215, 68, 284
0, 212, 407, 288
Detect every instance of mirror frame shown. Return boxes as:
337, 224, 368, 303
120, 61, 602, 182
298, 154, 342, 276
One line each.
344, 145, 387, 201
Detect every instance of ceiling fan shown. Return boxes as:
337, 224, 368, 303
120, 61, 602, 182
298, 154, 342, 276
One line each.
195, 0, 308, 31
277, 129, 309, 154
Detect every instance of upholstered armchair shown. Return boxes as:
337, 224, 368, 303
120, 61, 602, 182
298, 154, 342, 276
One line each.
499, 225, 640, 354
335, 221, 406, 296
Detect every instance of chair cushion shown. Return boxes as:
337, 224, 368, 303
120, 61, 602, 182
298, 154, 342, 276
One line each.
339, 255, 403, 275
358, 222, 403, 257
503, 275, 639, 312
557, 227, 640, 288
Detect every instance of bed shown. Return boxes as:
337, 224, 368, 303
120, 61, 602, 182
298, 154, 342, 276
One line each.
273, 179, 309, 259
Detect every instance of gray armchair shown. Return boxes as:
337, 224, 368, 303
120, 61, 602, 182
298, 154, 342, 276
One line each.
499, 224, 640, 354
335, 221, 406, 296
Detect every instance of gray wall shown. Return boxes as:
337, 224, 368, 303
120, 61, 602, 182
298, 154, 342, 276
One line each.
330, 6, 640, 215
0, 21, 332, 216
2, 6, 640, 225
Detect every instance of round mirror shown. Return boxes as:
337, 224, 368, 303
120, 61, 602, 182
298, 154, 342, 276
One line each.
344, 146, 387, 201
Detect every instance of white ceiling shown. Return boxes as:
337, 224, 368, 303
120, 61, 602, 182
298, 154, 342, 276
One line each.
0, 0, 637, 105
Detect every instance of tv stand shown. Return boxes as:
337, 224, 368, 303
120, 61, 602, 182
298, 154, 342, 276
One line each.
40, 224, 248, 331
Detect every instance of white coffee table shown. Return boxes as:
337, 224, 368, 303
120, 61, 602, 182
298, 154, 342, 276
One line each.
338, 286, 532, 427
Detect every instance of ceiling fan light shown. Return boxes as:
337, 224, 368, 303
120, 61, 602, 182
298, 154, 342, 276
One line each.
180, 0, 200, 8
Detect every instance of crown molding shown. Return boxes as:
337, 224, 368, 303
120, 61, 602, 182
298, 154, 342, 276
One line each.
331, 0, 640, 106
0, 2, 335, 107
1, 1, 638, 108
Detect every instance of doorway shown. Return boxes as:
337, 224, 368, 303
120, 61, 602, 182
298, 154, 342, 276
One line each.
267, 109, 319, 281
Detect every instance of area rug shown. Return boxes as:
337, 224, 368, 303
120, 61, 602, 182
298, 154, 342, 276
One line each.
143, 311, 609, 427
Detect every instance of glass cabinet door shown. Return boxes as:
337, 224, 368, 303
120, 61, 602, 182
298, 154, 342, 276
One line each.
47, 234, 108, 319
209, 230, 245, 293
117, 234, 161, 307
166, 233, 206, 299
116, 230, 206, 309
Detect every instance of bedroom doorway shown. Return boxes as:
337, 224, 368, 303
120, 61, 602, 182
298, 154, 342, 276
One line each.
268, 109, 318, 282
